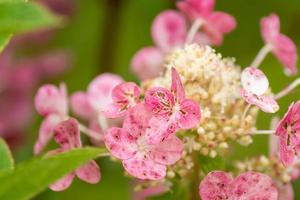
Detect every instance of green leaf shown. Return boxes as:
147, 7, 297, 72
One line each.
199, 155, 226, 174
0, 138, 14, 172
0, 147, 106, 200
0, 1, 61, 34
0, 32, 12, 52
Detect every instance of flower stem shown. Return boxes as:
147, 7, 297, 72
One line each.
186, 19, 203, 44
241, 104, 251, 123
251, 130, 275, 135
251, 44, 272, 68
79, 123, 102, 141
275, 78, 300, 100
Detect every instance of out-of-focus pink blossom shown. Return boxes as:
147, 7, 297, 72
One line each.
133, 183, 167, 200
48, 118, 100, 191
199, 171, 278, 200
104, 103, 183, 180
34, 83, 68, 154
261, 14, 298, 75
131, 10, 187, 80
275, 101, 300, 166
104, 82, 141, 118
145, 67, 200, 143
177, 0, 236, 46
240, 67, 279, 113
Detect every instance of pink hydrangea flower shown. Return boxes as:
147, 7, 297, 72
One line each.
240, 67, 279, 113
145, 67, 200, 135
104, 103, 184, 180
48, 118, 100, 191
131, 10, 187, 80
261, 14, 298, 75
70, 73, 123, 139
104, 82, 141, 118
275, 100, 300, 166
177, 0, 236, 45
34, 83, 68, 154
199, 171, 278, 200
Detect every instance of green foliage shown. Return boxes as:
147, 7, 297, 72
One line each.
199, 155, 226, 175
0, 1, 60, 52
0, 147, 106, 200
0, 138, 14, 173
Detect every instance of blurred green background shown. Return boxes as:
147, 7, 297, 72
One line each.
10, 0, 300, 199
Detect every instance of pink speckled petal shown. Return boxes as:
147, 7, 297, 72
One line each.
123, 103, 152, 137
54, 118, 81, 149
122, 154, 166, 180
34, 114, 62, 155
104, 127, 137, 160
230, 171, 278, 200
179, 99, 201, 129
171, 67, 185, 102
75, 160, 101, 184
241, 89, 279, 113
261, 14, 280, 43
34, 83, 68, 116
87, 73, 123, 111
273, 34, 298, 76
149, 136, 183, 165
145, 87, 174, 117
131, 47, 164, 81
278, 133, 295, 166
241, 67, 269, 95
70, 92, 95, 120
206, 11, 236, 34
49, 173, 75, 191
199, 171, 232, 200
151, 10, 186, 51
176, 0, 215, 20
104, 82, 141, 118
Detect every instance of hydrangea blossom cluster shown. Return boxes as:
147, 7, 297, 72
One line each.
33, 0, 300, 198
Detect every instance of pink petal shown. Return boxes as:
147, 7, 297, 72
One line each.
34, 114, 62, 155
269, 134, 279, 157
87, 73, 123, 111
149, 136, 183, 165
199, 171, 232, 200
49, 173, 75, 191
70, 92, 95, 120
179, 99, 201, 129
123, 103, 152, 137
261, 14, 280, 44
151, 10, 186, 51
176, 0, 215, 20
75, 160, 101, 184
145, 87, 174, 117
206, 11, 236, 34
131, 47, 164, 81
171, 67, 185, 102
230, 171, 278, 200
104, 127, 137, 160
278, 133, 295, 166
54, 118, 81, 149
104, 82, 141, 118
241, 89, 279, 113
122, 154, 166, 180
34, 83, 68, 116
272, 34, 298, 76
241, 67, 269, 95
276, 182, 294, 200
133, 184, 166, 200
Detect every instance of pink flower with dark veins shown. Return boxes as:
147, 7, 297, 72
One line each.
70, 73, 123, 141
104, 103, 184, 180
177, 0, 236, 46
240, 67, 279, 113
144, 67, 200, 143
131, 10, 187, 80
261, 14, 298, 75
34, 83, 68, 154
275, 100, 300, 166
199, 171, 278, 200
48, 118, 100, 191
104, 82, 141, 118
